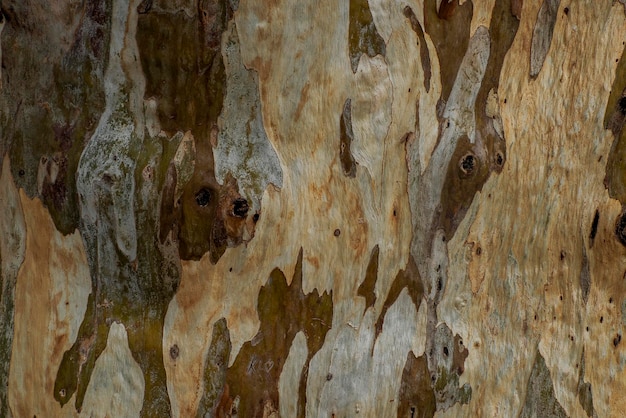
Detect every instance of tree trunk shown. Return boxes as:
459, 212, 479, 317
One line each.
1, 0, 625, 417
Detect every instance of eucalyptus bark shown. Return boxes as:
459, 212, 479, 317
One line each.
1, 1, 626, 417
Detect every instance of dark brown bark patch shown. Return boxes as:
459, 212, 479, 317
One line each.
216, 249, 333, 418
424, 0, 473, 108
358, 245, 379, 311
339, 98, 357, 177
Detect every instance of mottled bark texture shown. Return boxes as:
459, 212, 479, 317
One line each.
1, 0, 626, 417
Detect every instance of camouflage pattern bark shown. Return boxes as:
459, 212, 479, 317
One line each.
1, 1, 625, 417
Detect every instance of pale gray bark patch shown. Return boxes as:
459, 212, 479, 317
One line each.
428, 324, 471, 411
530, 0, 560, 78
409, 26, 490, 281
215, 21, 283, 211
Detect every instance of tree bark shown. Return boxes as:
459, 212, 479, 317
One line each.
1, 0, 625, 417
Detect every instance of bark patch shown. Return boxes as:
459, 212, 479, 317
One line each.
216, 249, 333, 417
529, 0, 560, 78
348, 0, 386, 73
339, 98, 357, 177
519, 350, 567, 418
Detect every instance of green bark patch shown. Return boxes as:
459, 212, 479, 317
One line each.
520, 350, 567, 418
428, 324, 471, 411
339, 98, 357, 178
215, 249, 333, 417
348, 0, 386, 73
214, 21, 283, 211
403, 6, 432, 93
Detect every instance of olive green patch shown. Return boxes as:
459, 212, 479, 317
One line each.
349, 0, 386, 73
136, 2, 232, 262
196, 318, 232, 418
398, 352, 436, 418
5, 0, 112, 234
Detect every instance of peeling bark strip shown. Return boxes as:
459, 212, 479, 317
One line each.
403, 6, 432, 93
339, 98, 357, 177
520, 350, 567, 417
530, 0, 560, 78
216, 249, 333, 417
348, 0, 386, 73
